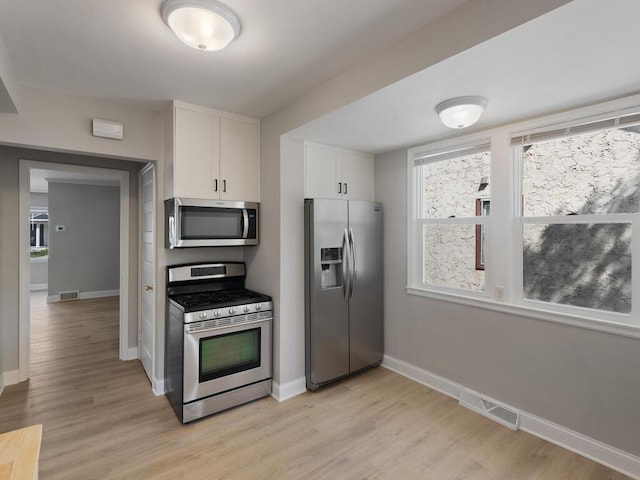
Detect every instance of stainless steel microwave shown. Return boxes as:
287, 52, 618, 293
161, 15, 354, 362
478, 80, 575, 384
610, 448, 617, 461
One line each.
165, 198, 258, 249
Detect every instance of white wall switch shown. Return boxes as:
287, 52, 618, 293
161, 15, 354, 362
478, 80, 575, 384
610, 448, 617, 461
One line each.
56, 225, 66, 232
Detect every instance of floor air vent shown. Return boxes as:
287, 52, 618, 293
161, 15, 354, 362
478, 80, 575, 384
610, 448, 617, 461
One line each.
59, 290, 80, 301
459, 388, 520, 430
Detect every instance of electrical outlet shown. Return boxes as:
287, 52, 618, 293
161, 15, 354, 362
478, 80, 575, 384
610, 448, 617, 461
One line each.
495, 286, 505, 302
56, 225, 66, 232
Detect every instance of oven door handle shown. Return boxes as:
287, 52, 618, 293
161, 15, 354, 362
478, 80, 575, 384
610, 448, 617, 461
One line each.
185, 318, 272, 335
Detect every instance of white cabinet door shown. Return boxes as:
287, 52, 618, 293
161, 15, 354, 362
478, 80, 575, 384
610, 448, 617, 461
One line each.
139, 164, 155, 384
174, 107, 220, 199
219, 117, 259, 202
340, 151, 374, 201
304, 143, 341, 199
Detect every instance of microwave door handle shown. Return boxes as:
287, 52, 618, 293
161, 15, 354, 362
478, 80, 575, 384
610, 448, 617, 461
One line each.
242, 209, 249, 238
168, 215, 176, 249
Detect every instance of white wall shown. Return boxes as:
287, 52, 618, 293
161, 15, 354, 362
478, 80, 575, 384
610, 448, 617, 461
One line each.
247, 0, 569, 397
47, 183, 120, 297
375, 147, 640, 458
0, 86, 162, 161
0, 31, 20, 113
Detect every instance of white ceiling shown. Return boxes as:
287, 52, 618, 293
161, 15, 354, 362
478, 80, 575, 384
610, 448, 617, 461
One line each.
2, 0, 639, 158
0, 0, 467, 117
290, 0, 640, 153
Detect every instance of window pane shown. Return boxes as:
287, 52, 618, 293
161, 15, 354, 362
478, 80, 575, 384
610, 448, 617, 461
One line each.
522, 127, 640, 216
523, 223, 631, 313
422, 151, 490, 218
424, 224, 485, 291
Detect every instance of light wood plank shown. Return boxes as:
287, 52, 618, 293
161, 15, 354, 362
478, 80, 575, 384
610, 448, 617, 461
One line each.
0, 424, 42, 480
0, 292, 631, 479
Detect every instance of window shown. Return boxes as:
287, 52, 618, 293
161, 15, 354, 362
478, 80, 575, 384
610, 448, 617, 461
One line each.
408, 101, 640, 334
409, 143, 490, 294
515, 114, 640, 316
475, 198, 490, 270
30, 209, 49, 252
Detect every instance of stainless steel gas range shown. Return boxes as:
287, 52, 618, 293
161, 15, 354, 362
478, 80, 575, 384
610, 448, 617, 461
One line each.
165, 262, 272, 423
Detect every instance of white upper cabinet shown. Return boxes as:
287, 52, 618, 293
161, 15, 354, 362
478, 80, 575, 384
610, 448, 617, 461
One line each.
219, 117, 259, 202
166, 103, 259, 202
304, 142, 374, 201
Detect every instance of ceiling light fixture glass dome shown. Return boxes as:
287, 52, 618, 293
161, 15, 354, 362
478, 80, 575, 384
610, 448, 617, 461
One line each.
161, 0, 241, 52
435, 96, 487, 129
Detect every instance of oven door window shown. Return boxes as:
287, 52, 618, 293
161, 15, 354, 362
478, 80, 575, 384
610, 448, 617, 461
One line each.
181, 207, 243, 239
199, 328, 261, 383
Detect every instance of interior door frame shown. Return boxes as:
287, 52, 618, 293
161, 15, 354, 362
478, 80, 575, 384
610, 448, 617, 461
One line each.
18, 160, 131, 382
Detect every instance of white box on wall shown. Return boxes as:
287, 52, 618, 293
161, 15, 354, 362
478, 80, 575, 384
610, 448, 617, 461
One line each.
92, 118, 124, 140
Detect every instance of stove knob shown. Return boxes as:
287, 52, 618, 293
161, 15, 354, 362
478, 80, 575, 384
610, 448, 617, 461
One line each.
229, 308, 236, 315
198, 312, 207, 320
214, 310, 221, 318
243, 306, 249, 313
255, 304, 262, 311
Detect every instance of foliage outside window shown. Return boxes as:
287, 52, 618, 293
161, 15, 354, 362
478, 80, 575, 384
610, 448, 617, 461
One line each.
411, 144, 490, 293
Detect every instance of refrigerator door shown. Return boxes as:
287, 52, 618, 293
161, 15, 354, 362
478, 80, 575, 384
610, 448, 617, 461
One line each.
305, 199, 350, 389
348, 201, 384, 372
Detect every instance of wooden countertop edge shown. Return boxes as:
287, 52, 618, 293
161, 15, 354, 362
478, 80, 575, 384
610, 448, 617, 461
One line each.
0, 424, 43, 480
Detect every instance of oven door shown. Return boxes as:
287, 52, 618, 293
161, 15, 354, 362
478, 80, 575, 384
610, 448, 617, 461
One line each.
183, 317, 271, 403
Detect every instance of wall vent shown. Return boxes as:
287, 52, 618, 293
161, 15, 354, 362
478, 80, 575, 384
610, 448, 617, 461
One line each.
459, 388, 520, 430
59, 290, 80, 301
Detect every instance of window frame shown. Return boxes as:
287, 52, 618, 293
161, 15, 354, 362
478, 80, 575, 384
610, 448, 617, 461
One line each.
475, 198, 490, 270
512, 132, 638, 324
406, 95, 640, 339
408, 140, 493, 299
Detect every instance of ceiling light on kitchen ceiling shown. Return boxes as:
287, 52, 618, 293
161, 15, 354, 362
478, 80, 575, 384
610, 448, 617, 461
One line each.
435, 96, 487, 129
161, 0, 241, 52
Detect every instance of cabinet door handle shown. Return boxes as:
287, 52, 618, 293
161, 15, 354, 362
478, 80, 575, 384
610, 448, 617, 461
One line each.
344, 182, 348, 195
223, 179, 227, 193
338, 182, 342, 194
214, 179, 218, 192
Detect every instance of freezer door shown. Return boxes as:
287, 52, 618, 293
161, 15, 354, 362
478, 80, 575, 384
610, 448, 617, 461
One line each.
348, 201, 384, 372
305, 199, 350, 388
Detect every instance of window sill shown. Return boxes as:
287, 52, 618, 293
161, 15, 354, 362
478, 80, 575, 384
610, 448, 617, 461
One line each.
405, 286, 640, 340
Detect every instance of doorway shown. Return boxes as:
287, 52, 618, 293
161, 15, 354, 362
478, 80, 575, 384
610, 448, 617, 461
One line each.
18, 160, 131, 381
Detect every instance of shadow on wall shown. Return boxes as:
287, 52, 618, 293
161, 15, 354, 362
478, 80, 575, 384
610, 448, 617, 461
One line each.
523, 173, 639, 314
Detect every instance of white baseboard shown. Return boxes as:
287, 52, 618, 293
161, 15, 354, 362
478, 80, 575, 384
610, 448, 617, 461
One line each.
271, 376, 307, 402
382, 354, 640, 480
383, 355, 463, 399
30, 283, 48, 291
47, 289, 119, 303
126, 347, 139, 360
2, 369, 21, 387
520, 413, 640, 479
152, 377, 166, 396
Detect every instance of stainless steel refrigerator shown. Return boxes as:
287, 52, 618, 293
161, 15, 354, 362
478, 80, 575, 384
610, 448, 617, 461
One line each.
304, 198, 383, 390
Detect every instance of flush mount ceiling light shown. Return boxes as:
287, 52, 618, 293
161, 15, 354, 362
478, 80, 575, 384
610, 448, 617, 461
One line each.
161, 0, 241, 52
435, 96, 487, 129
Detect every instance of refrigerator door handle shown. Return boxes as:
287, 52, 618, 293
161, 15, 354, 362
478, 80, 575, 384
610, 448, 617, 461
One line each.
342, 228, 350, 299
348, 227, 357, 302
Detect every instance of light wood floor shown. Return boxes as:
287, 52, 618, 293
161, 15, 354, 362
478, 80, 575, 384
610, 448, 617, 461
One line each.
0, 293, 630, 479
